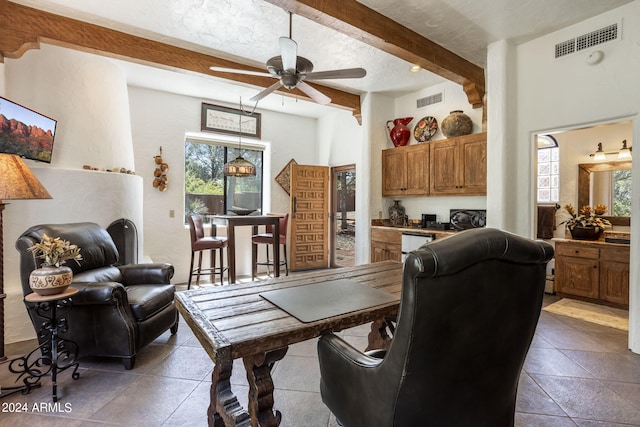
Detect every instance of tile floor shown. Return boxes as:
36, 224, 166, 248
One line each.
2, 290, 640, 426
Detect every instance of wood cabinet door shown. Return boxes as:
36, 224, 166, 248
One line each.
429, 139, 460, 195
555, 256, 599, 299
381, 148, 406, 196
290, 164, 329, 271
600, 260, 630, 307
404, 145, 429, 195
459, 135, 487, 194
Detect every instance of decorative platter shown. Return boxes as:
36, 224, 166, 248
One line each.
413, 116, 438, 143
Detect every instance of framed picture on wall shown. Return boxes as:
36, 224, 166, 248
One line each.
201, 103, 261, 139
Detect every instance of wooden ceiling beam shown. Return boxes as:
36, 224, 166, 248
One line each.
263, 0, 486, 108
0, 0, 362, 118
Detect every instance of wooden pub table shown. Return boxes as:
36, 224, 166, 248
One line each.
175, 261, 403, 427
211, 215, 280, 284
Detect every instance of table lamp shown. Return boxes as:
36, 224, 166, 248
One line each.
0, 154, 52, 362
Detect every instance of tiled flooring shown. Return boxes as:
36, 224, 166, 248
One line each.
2, 290, 640, 426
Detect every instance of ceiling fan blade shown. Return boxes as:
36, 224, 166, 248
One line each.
304, 68, 367, 80
210, 66, 272, 78
250, 81, 283, 102
297, 82, 331, 105
279, 37, 298, 72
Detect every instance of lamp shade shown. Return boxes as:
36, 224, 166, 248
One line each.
0, 154, 52, 201
224, 156, 257, 177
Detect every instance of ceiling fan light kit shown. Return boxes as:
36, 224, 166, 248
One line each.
209, 12, 366, 106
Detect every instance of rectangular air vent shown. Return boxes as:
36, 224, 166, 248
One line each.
417, 92, 443, 108
555, 22, 619, 59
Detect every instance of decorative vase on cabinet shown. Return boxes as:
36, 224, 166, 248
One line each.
386, 117, 413, 147
569, 225, 604, 241
389, 200, 406, 226
441, 110, 472, 138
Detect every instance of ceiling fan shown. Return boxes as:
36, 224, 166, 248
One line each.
209, 12, 366, 105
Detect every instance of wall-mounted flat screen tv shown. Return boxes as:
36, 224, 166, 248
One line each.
0, 96, 57, 163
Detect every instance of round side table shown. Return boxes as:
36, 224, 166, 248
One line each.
9, 287, 81, 401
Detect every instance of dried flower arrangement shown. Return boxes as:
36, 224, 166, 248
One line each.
27, 234, 83, 267
562, 204, 612, 231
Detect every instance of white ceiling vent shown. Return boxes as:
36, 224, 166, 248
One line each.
555, 22, 619, 59
417, 92, 443, 108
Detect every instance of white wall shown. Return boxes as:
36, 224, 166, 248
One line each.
127, 85, 320, 282
488, 1, 640, 352
2, 45, 144, 344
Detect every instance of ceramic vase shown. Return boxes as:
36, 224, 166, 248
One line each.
389, 200, 406, 226
441, 110, 473, 138
386, 117, 413, 147
569, 225, 603, 241
29, 266, 73, 296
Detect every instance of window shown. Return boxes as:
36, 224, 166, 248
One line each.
537, 135, 559, 203
185, 138, 263, 222
612, 169, 632, 216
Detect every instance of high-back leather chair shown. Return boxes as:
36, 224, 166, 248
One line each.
16, 222, 179, 370
317, 228, 554, 427
187, 215, 228, 289
251, 213, 289, 280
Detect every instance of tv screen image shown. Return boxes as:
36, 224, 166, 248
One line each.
0, 96, 57, 163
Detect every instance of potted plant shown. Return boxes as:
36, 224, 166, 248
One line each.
562, 204, 612, 240
27, 234, 83, 296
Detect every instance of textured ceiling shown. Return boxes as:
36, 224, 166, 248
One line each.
9, 0, 634, 116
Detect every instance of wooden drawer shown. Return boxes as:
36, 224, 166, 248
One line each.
556, 243, 599, 259
600, 246, 630, 261
371, 228, 401, 245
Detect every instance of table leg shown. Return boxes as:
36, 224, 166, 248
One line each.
243, 347, 288, 427
272, 220, 280, 278
209, 357, 251, 427
228, 223, 237, 283
365, 318, 394, 352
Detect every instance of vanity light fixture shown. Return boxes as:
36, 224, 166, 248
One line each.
589, 140, 632, 161
593, 142, 607, 161
618, 140, 632, 160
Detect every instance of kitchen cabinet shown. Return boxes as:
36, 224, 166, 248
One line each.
429, 132, 486, 196
554, 239, 629, 308
371, 227, 402, 262
381, 144, 429, 197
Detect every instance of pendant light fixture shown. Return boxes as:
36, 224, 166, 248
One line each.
224, 98, 257, 177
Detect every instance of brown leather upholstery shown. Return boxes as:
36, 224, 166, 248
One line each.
16, 222, 179, 370
187, 215, 228, 288
317, 228, 554, 427
251, 213, 289, 280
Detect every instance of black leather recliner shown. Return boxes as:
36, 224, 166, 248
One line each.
16, 222, 179, 370
317, 228, 554, 427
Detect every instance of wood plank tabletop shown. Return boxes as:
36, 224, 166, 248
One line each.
175, 261, 403, 362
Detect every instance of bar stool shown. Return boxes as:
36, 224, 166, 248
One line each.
187, 215, 228, 289
251, 213, 289, 280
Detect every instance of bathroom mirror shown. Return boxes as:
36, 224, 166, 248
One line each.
578, 160, 632, 226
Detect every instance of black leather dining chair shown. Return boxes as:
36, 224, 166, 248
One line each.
317, 228, 554, 427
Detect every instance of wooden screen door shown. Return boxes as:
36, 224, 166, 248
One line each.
289, 163, 330, 271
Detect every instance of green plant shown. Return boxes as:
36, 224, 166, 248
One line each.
27, 234, 83, 267
562, 204, 612, 231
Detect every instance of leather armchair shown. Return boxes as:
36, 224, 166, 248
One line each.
318, 228, 554, 427
16, 222, 179, 370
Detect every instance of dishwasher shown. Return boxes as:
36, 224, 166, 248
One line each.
401, 232, 435, 262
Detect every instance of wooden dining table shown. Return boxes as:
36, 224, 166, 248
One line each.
175, 261, 403, 427
211, 215, 280, 284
